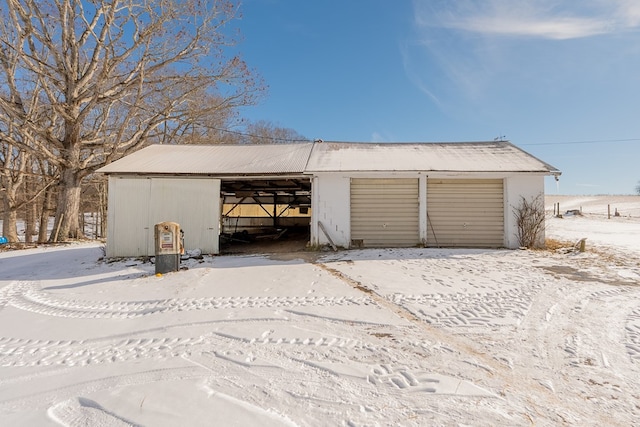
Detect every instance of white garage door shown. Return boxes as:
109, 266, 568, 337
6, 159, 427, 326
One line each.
351, 178, 419, 247
106, 177, 151, 257
427, 179, 504, 248
106, 177, 221, 257
148, 178, 221, 255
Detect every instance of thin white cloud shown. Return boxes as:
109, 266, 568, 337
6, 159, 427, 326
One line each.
614, 0, 640, 27
405, 0, 640, 114
399, 41, 444, 106
414, 0, 639, 40
450, 16, 610, 40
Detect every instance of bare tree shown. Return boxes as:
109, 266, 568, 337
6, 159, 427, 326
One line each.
0, 28, 50, 243
243, 120, 308, 144
179, 116, 308, 145
0, 0, 263, 241
636, 181, 640, 195
0, 140, 58, 243
178, 93, 244, 144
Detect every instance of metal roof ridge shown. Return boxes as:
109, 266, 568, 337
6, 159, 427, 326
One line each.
315, 140, 505, 145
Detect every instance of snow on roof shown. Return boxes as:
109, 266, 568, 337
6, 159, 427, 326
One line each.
306, 141, 560, 174
98, 141, 560, 176
97, 143, 315, 175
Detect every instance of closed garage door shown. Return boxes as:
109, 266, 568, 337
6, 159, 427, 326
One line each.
351, 178, 419, 247
106, 177, 221, 257
148, 178, 221, 255
106, 177, 151, 258
427, 179, 504, 248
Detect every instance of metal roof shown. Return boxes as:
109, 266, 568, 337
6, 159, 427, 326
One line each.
306, 141, 560, 174
98, 141, 560, 176
98, 143, 315, 175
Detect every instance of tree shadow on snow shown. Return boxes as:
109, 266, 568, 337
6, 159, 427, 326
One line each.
0, 245, 109, 281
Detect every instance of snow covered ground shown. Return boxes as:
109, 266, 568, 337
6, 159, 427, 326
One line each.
1, 195, 639, 426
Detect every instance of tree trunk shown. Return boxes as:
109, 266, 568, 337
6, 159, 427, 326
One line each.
25, 201, 36, 243
50, 169, 84, 242
38, 184, 53, 243
2, 197, 19, 242
25, 180, 36, 244
49, 116, 85, 242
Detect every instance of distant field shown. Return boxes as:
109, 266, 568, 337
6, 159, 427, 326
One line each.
545, 195, 640, 218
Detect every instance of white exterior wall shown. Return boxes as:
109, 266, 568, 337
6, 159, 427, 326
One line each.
312, 172, 547, 250
311, 174, 351, 248
106, 176, 221, 257
106, 176, 151, 257
504, 174, 546, 248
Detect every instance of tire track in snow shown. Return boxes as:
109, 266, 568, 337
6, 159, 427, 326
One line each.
2, 281, 373, 319
181, 333, 498, 426
390, 283, 544, 328
315, 261, 640, 427
0, 336, 205, 368
0, 325, 377, 369
0, 281, 31, 310
512, 279, 640, 425
3, 250, 639, 425
626, 308, 640, 362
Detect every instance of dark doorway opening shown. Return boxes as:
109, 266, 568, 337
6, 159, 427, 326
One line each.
220, 177, 311, 254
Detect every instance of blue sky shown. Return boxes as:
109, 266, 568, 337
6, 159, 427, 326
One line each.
234, 0, 640, 195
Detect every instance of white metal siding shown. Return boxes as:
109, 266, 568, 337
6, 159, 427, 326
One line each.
427, 179, 504, 248
106, 177, 151, 258
106, 177, 220, 257
148, 178, 220, 255
350, 178, 419, 247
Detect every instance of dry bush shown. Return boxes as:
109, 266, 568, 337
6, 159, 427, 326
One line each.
514, 194, 546, 248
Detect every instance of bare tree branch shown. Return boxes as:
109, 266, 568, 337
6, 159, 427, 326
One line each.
1, 0, 264, 241
513, 194, 546, 249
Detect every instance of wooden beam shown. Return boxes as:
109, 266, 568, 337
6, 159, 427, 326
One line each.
318, 221, 337, 251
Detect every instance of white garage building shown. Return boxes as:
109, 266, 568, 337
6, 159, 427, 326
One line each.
98, 140, 560, 257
